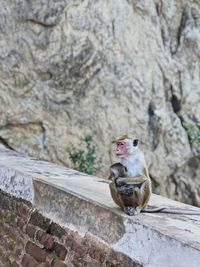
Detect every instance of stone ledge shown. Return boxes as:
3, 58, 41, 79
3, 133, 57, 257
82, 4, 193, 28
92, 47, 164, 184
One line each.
0, 146, 200, 267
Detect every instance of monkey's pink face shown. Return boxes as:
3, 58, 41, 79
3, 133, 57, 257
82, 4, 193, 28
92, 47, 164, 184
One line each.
116, 141, 127, 156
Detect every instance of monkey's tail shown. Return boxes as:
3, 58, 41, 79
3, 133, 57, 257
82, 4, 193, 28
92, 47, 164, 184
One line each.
142, 206, 200, 215
142, 207, 167, 213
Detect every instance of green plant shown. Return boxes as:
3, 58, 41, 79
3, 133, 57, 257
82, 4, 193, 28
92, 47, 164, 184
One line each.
182, 121, 200, 144
150, 176, 159, 194
69, 134, 101, 175
8, 236, 16, 246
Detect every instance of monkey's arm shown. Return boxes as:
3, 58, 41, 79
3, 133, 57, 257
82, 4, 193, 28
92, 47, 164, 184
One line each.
127, 175, 147, 184
115, 175, 147, 186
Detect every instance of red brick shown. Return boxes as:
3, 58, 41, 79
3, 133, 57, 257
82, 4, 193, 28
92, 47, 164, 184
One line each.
16, 203, 31, 220
9, 200, 17, 213
0, 209, 5, 217
26, 241, 48, 262
65, 235, 86, 252
88, 246, 105, 263
36, 229, 43, 240
14, 248, 23, 260
11, 261, 20, 267
16, 218, 26, 232
49, 222, 67, 239
0, 234, 15, 252
21, 254, 38, 267
65, 236, 73, 249
4, 211, 17, 225
0, 194, 10, 209
29, 210, 51, 231
0, 233, 9, 247
109, 251, 142, 267
16, 236, 26, 248
53, 242, 67, 260
26, 224, 37, 239
72, 257, 86, 267
37, 264, 46, 267
45, 255, 54, 266
4, 225, 16, 238
7, 238, 15, 251
53, 259, 69, 267
71, 241, 88, 256
36, 230, 54, 249
4, 224, 26, 247
0, 256, 11, 267
106, 259, 122, 267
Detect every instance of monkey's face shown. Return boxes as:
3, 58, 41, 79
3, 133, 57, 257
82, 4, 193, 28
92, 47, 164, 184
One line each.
116, 139, 139, 156
116, 140, 127, 156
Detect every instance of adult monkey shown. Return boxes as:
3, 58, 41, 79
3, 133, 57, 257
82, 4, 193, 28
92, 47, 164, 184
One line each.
109, 135, 151, 216
108, 135, 200, 216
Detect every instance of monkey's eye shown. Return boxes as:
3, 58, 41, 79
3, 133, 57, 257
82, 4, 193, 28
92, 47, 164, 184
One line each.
133, 139, 139, 147
117, 142, 125, 147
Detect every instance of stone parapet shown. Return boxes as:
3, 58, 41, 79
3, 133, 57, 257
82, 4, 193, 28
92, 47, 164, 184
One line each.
0, 146, 200, 267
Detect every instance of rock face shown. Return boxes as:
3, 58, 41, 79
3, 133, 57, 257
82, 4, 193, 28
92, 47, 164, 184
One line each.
0, 0, 199, 205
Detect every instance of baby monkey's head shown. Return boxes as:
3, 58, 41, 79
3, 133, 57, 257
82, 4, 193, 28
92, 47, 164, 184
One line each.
110, 162, 127, 178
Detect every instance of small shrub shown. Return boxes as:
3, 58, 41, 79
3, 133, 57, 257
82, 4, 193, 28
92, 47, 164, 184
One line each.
69, 134, 101, 175
182, 121, 200, 144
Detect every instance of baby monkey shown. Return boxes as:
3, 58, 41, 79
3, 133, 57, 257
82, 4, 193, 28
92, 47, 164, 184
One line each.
109, 161, 148, 215
110, 162, 146, 196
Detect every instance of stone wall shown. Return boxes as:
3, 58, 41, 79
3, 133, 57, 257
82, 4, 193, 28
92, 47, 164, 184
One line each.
1, 147, 200, 267
0, 190, 140, 267
0, 0, 200, 206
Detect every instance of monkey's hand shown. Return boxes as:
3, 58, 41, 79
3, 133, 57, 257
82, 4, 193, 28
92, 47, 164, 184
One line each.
115, 177, 127, 187
117, 185, 134, 196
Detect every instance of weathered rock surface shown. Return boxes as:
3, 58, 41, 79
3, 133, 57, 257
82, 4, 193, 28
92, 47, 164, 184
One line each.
0, 0, 199, 205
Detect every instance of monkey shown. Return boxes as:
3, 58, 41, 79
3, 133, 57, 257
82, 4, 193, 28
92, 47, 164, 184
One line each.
109, 135, 152, 216
108, 163, 200, 215
108, 135, 200, 216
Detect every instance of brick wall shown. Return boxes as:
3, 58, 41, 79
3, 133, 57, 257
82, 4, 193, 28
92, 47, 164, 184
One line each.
0, 190, 142, 267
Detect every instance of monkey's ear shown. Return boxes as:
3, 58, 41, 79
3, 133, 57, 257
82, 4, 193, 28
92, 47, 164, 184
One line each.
133, 139, 139, 147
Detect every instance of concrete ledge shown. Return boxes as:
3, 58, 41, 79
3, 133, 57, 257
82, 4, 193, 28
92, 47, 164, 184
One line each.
0, 146, 200, 267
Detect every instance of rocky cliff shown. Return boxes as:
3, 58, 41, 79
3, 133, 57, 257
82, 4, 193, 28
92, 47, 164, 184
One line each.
0, 0, 199, 205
